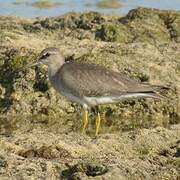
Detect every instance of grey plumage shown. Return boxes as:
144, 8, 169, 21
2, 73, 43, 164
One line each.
56, 62, 160, 97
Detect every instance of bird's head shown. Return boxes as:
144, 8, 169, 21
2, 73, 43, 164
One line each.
30, 47, 65, 67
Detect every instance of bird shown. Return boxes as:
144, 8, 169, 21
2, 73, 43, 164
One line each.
30, 47, 167, 136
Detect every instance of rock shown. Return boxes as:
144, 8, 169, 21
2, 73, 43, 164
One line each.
61, 162, 108, 179
96, 22, 133, 42
0, 7, 179, 179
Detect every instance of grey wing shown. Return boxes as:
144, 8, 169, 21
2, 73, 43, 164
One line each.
59, 62, 154, 97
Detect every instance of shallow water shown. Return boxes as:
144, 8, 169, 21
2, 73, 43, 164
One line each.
0, 0, 180, 17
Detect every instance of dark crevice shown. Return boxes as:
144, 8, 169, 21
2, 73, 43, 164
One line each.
161, 14, 178, 41
33, 67, 49, 92
61, 162, 108, 179
0, 49, 22, 112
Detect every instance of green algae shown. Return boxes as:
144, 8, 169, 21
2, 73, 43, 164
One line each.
96, 22, 132, 42
0, 48, 37, 84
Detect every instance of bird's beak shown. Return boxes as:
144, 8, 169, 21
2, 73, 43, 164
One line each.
27, 62, 40, 68
26, 57, 43, 68
15, 61, 40, 73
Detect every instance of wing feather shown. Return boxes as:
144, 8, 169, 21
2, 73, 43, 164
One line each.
58, 62, 155, 97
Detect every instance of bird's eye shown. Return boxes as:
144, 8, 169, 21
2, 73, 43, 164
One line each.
41, 53, 50, 59
44, 53, 50, 57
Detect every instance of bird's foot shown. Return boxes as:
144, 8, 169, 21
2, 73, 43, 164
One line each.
81, 109, 88, 133
95, 112, 101, 136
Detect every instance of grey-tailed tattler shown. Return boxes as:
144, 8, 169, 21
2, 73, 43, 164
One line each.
30, 47, 167, 136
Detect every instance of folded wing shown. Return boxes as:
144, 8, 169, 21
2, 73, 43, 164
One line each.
58, 62, 161, 98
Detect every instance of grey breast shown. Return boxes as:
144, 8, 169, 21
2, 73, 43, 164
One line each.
48, 62, 88, 105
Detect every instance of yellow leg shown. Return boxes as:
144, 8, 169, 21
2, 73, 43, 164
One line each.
81, 109, 88, 133
95, 112, 101, 136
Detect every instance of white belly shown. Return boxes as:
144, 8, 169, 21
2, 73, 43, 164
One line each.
83, 93, 157, 106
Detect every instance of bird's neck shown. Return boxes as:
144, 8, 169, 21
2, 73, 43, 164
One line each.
48, 61, 64, 77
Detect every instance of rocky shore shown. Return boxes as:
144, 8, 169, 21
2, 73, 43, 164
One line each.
0, 7, 179, 179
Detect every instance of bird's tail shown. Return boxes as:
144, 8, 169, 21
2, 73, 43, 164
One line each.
137, 84, 170, 99
151, 85, 170, 99
151, 85, 170, 91
143, 91, 166, 99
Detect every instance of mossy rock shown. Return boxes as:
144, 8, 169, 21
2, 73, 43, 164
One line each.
75, 12, 105, 30
120, 7, 171, 43
20, 7, 180, 43
30, 12, 104, 31
159, 11, 180, 42
0, 8, 179, 128
125, 7, 161, 20
96, 22, 132, 42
